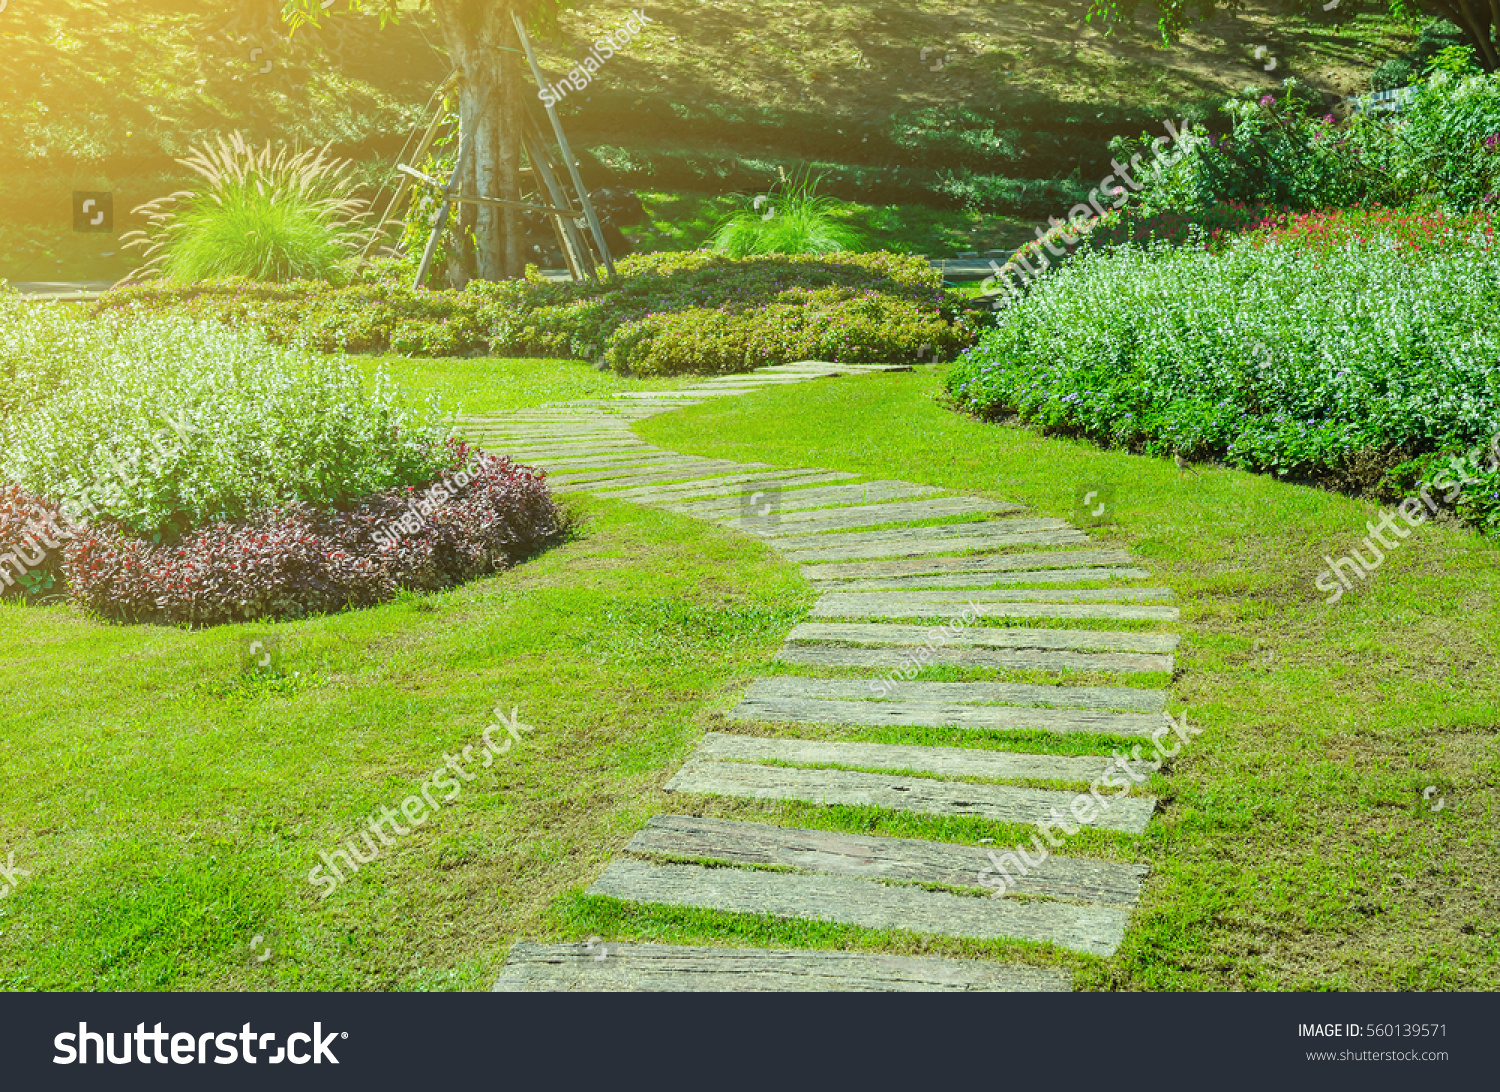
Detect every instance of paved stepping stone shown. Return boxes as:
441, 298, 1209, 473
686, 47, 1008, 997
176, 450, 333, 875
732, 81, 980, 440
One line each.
799, 549, 1135, 581
669, 481, 944, 516
809, 569, 1154, 590
786, 621, 1179, 654
695, 375, 833, 387
543, 458, 727, 484
665, 758, 1156, 832
779, 643, 1174, 674
760, 361, 913, 373
474, 440, 651, 456
627, 814, 1148, 906
778, 523, 1090, 563
494, 941, 1069, 992
815, 587, 1172, 603
514, 452, 683, 470
587, 858, 1129, 955
716, 497, 1022, 538
739, 677, 1167, 711
728, 694, 1160, 736
599, 470, 857, 502
550, 460, 763, 489
809, 595, 1180, 622
496, 446, 662, 463
692, 731, 1158, 784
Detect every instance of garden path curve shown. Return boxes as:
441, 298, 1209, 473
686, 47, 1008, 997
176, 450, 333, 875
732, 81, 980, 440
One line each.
467, 363, 1178, 992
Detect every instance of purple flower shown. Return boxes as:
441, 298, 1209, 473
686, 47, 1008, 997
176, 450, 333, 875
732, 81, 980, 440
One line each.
1322, 114, 1336, 126
1486, 134, 1500, 148
1260, 94, 1275, 107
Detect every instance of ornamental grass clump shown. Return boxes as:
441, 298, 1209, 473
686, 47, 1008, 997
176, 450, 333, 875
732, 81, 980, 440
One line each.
122, 133, 372, 284
711, 166, 866, 258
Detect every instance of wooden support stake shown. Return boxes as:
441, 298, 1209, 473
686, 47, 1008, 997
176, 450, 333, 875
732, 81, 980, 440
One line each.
523, 124, 594, 282
396, 165, 583, 217
413, 128, 471, 291
513, 14, 616, 278
360, 71, 458, 263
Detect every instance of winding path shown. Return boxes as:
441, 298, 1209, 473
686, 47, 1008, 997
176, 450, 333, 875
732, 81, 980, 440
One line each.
467, 362, 1178, 992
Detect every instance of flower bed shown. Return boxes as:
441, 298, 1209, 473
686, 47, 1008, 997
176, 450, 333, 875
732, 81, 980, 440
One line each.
60, 448, 564, 625
946, 227, 1500, 528
0, 294, 566, 621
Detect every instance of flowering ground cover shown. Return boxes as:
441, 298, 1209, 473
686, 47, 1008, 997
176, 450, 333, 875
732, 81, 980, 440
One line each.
947, 216, 1500, 528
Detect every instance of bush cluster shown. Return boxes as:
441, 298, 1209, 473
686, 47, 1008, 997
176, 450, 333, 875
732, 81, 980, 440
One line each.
0, 484, 65, 599
0, 293, 566, 622
1, 294, 452, 538
1110, 73, 1500, 218
946, 226, 1500, 528
60, 450, 567, 624
63, 449, 564, 625
93, 251, 979, 374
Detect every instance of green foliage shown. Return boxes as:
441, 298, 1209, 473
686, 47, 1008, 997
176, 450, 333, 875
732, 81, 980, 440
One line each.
0, 292, 451, 537
888, 107, 1025, 170
711, 168, 867, 257
1106, 74, 1500, 218
945, 224, 1500, 525
123, 134, 372, 285
1424, 44, 1480, 77
93, 251, 978, 375
1372, 57, 1419, 91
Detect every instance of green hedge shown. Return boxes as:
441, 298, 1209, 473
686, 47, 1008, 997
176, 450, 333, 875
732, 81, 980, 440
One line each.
92, 251, 979, 375
946, 228, 1500, 532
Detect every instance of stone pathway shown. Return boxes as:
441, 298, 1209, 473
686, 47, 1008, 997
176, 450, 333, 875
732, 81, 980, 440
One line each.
476, 361, 1177, 992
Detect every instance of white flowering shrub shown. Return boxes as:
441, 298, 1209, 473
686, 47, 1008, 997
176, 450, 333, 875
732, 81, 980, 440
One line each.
947, 229, 1500, 522
0, 292, 452, 537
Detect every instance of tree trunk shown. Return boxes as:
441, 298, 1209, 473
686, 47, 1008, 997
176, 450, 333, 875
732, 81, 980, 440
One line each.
430, 0, 529, 282
1432, 0, 1500, 71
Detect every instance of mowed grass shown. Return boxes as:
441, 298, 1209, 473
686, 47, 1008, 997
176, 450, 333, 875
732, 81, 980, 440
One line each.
0, 358, 810, 990
622, 368, 1500, 991
353, 354, 692, 418
6, 354, 1495, 991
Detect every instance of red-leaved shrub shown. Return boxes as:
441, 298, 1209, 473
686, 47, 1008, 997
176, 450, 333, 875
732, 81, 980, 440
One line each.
0, 484, 68, 598
61, 449, 564, 625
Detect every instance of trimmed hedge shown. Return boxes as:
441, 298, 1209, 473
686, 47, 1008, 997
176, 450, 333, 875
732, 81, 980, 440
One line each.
61, 448, 564, 626
92, 251, 979, 374
946, 227, 1500, 530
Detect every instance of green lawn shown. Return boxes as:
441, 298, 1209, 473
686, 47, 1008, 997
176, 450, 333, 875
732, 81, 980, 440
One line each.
629, 368, 1500, 991
354, 354, 693, 418
0, 357, 804, 990
3, 356, 1493, 991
